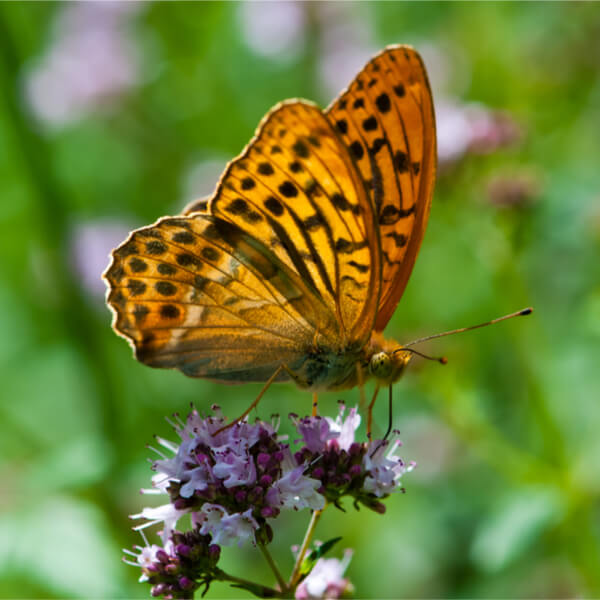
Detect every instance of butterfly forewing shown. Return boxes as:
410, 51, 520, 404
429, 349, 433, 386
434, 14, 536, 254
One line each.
326, 45, 436, 333
210, 101, 380, 343
105, 214, 335, 381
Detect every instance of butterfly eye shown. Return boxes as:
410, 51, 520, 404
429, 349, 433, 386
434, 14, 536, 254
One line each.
369, 352, 393, 379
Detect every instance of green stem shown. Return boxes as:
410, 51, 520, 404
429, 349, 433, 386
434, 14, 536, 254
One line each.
258, 542, 288, 593
288, 507, 325, 589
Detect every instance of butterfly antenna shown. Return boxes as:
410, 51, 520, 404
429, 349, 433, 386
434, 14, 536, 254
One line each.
403, 307, 533, 348
394, 347, 447, 364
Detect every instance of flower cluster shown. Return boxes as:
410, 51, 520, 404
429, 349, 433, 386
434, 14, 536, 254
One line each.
124, 529, 220, 599
136, 406, 323, 548
293, 404, 414, 513
128, 403, 413, 596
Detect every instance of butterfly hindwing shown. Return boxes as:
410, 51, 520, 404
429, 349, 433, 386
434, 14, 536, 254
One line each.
105, 213, 335, 382
326, 45, 436, 333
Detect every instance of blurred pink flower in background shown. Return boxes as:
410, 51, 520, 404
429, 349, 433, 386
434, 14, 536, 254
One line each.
436, 100, 521, 167
24, 2, 142, 127
70, 219, 133, 299
239, 1, 306, 61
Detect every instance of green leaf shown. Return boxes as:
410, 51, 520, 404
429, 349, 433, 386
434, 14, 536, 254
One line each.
298, 537, 342, 580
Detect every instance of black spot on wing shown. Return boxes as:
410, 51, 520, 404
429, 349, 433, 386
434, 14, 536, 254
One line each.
172, 231, 195, 244
111, 266, 125, 282
257, 162, 275, 175
362, 116, 378, 131
335, 238, 368, 254
394, 84, 405, 97
226, 198, 263, 224
129, 258, 147, 273
370, 137, 385, 155
146, 240, 167, 255
160, 304, 180, 319
292, 140, 309, 158
304, 214, 324, 231
157, 263, 177, 275
375, 93, 391, 113
279, 181, 298, 198
128, 279, 146, 296
176, 252, 201, 268
341, 275, 367, 289
331, 193, 350, 211
201, 247, 220, 262
347, 260, 369, 273
394, 150, 409, 173
385, 232, 408, 248
115, 244, 138, 258
133, 304, 149, 323
379, 204, 416, 225
350, 141, 364, 160
336, 119, 348, 134
264, 196, 284, 216
155, 281, 176, 296
241, 177, 256, 190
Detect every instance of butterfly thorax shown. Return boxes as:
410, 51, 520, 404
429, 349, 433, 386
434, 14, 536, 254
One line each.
293, 332, 412, 392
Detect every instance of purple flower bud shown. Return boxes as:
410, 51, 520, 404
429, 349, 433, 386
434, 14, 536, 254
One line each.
234, 490, 247, 503
273, 450, 284, 462
174, 498, 188, 510
209, 544, 221, 560
349, 442, 362, 455
165, 563, 178, 574
176, 544, 191, 557
156, 549, 170, 563
257, 452, 271, 467
261, 506, 276, 518
372, 501, 386, 514
349, 464, 362, 476
249, 486, 264, 501
151, 583, 167, 597
179, 576, 194, 590
313, 467, 324, 479
259, 474, 273, 486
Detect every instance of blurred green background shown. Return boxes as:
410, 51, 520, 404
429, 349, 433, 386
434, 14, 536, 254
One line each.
1, 2, 599, 598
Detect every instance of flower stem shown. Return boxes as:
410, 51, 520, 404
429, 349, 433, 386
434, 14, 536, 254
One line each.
288, 507, 325, 588
258, 542, 288, 593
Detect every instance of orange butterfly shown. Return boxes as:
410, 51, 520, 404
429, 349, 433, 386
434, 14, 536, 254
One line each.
104, 45, 436, 419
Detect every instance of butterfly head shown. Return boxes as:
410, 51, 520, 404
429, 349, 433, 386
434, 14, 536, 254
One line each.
368, 347, 413, 386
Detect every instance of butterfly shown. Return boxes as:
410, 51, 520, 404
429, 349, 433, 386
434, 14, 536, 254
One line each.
104, 45, 436, 402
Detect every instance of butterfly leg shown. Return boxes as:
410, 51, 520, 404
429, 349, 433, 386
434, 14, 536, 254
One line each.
366, 386, 381, 440
383, 385, 393, 441
219, 365, 285, 431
